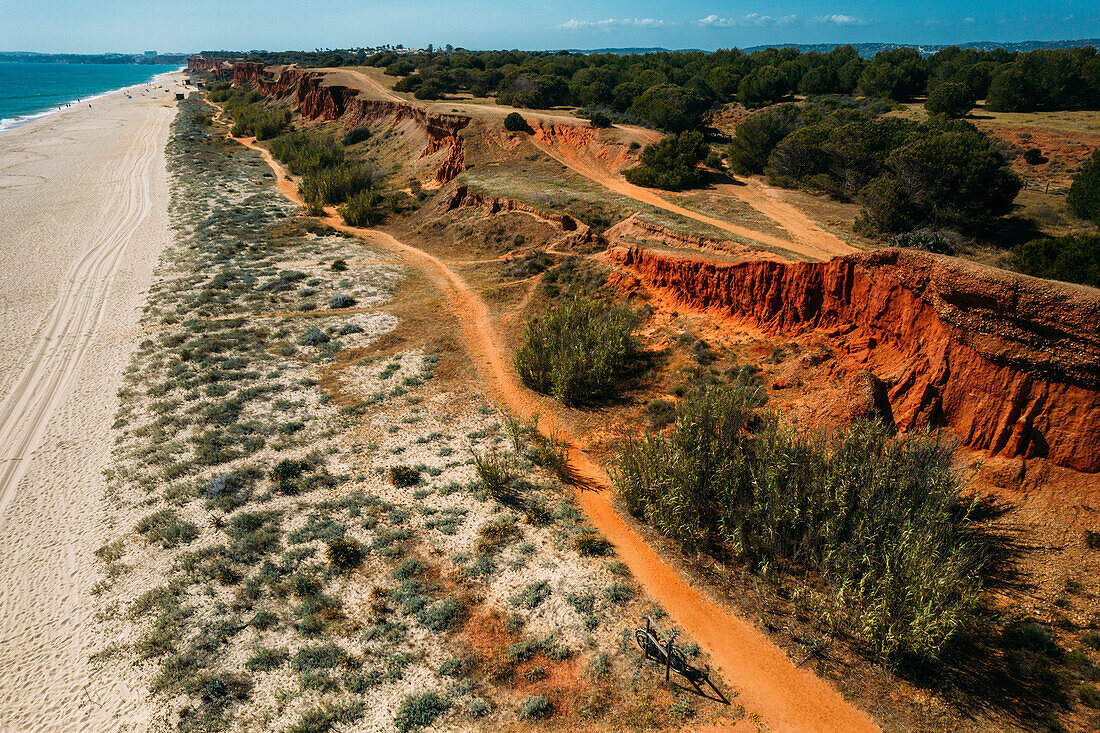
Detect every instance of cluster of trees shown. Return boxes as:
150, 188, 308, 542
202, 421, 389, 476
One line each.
727, 101, 1021, 234
623, 132, 710, 190
344, 45, 1100, 130
214, 44, 1100, 132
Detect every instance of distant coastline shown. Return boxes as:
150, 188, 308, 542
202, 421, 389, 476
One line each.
0, 62, 181, 132
0, 51, 189, 65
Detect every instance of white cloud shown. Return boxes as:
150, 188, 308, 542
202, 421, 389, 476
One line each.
816, 13, 869, 26
556, 17, 671, 30
697, 13, 798, 28
963, 16, 975, 23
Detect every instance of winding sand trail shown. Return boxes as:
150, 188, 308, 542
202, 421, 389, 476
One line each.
528, 132, 856, 262
0, 75, 183, 731
225, 117, 879, 732
314, 65, 854, 262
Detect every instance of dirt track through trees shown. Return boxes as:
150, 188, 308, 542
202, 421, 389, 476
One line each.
226, 118, 879, 732
528, 132, 857, 262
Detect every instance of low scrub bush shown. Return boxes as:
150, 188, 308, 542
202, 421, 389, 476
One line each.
218, 90, 290, 140
327, 294, 356, 309
514, 295, 640, 405
337, 189, 388, 226
389, 465, 421, 487
519, 694, 552, 720
473, 449, 519, 499
1010, 234, 1100, 288
475, 516, 521, 554
890, 228, 960, 256
136, 509, 199, 548
325, 537, 365, 572
394, 691, 449, 732
503, 112, 529, 133
342, 126, 372, 145
613, 384, 985, 661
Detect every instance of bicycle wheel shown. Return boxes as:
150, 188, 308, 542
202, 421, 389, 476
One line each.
635, 629, 659, 657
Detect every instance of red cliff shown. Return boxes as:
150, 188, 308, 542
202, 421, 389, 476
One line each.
609, 245, 1100, 472
186, 56, 233, 77
231, 63, 469, 184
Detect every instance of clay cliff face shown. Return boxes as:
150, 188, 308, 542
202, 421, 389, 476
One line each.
186, 56, 233, 76
609, 245, 1100, 472
231, 63, 469, 184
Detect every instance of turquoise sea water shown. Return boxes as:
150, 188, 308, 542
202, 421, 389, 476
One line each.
0, 62, 181, 130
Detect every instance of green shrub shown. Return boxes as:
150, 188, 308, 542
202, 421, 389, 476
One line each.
518, 694, 552, 720
1010, 234, 1100, 288
604, 582, 633, 603
574, 530, 613, 557
327, 293, 356, 309
612, 384, 984, 661
325, 537, 365, 572
727, 106, 799, 175
389, 465, 421, 487
475, 516, 521, 554
924, 81, 975, 118
646, 399, 677, 429
417, 597, 464, 631
511, 580, 551, 609
589, 112, 612, 128
1068, 150, 1100, 226
292, 643, 349, 671
1024, 147, 1045, 165
136, 509, 199, 548
394, 691, 449, 732
342, 126, 371, 145
287, 701, 366, 733
890, 229, 960, 256
624, 131, 709, 191
217, 90, 290, 139
246, 646, 288, 671
338, 189, 388, 226
473, 449, 519, 499
504, 112, 529, 132
514, 295, 640, 405
270, 132, 345, 174
299, 164, 377, 205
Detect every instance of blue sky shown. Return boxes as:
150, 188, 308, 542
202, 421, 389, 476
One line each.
1, 0, 1098, 53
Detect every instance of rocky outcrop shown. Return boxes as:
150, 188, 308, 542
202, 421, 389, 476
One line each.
609, 245, 1100, 472
441, 184, 598, 248
231, 63, 469, 184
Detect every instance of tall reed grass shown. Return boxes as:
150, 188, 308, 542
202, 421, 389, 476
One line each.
613, 385, 984, 661
514, 296, 639, 405
270, 132, 345, 174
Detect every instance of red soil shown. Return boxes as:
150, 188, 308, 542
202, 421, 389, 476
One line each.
220, 118, 879, 733
231, 62, 470, 184
608, 245, 1100, 473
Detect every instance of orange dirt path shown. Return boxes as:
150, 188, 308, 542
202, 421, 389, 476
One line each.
528, 134, 856, 262
223, 122, 879, 733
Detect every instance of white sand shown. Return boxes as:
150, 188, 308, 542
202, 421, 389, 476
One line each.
0, 72, 186, 731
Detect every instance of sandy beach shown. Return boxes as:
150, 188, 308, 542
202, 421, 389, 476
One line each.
0, 72, 185, 731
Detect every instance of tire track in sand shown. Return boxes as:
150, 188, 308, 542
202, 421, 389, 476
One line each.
0, 113, 160, 518
226, 122, 878, 732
